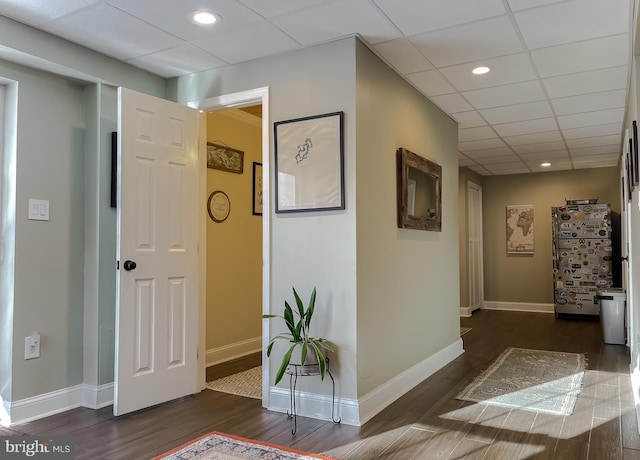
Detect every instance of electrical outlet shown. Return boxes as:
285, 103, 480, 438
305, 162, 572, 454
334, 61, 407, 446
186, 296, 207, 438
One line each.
25, 334, 40, 359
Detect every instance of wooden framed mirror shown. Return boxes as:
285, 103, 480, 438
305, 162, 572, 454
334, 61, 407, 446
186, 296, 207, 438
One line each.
396, 147, 442, 231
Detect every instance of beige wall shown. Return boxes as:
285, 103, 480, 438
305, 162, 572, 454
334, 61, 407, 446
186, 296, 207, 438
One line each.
206, 110, 262, 352
458, 167, 483, 309
482, 167, 621, 304
355, 40, 460, 398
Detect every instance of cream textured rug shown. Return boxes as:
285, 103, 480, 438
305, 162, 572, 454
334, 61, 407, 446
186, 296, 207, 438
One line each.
457, 347, 586, 416
205, 366, 262, 399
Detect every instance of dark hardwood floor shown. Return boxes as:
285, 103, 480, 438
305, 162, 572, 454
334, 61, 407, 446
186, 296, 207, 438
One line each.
2, 309, 638, 459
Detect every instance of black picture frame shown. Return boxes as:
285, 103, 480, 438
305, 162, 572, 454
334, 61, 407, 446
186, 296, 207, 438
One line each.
626, 153, 633, 202
633, 120, 639, 186
274, 111, 345, 213
111, 131, 117, 208
252, 162, 263, 216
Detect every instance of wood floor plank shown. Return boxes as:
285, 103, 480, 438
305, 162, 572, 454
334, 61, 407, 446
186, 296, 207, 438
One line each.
520, 413, 564, 460
481, 408, 537, 460
375, 427, 435, 460
589, 417, 622, 460
446, 438, 491, 460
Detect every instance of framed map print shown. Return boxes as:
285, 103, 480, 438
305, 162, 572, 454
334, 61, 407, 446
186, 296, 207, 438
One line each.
506, 204, 534, 255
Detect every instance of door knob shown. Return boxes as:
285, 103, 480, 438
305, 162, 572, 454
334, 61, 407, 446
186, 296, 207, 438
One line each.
123, 260, 137, 271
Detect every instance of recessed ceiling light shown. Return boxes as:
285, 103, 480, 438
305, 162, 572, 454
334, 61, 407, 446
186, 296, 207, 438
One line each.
472, 66, 490, 75
541, 162, 551, 167
192, 11, 217, 25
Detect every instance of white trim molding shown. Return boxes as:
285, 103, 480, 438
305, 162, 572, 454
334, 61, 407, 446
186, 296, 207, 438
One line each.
268, 388, 360, 427
357, 339, 464, 425
483, 301, 554, 314
8, 384, 115, 426
206, 336, 262, 367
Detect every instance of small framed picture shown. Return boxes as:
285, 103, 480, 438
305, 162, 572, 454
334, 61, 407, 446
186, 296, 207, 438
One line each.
207, 142, 244, 174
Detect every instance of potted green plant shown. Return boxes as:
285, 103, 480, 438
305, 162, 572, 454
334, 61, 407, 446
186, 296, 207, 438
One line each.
263, 286, 333, 385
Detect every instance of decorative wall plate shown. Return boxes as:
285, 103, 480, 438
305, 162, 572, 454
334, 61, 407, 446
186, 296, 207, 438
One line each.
207, 190, 230, 223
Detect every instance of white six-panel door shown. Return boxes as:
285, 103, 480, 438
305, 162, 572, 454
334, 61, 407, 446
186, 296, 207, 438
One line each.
114, 87, 200, 416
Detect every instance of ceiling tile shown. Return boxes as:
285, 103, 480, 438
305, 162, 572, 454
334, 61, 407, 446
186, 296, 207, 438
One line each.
194, 20, 299, 63
406, 70, 455, 96
459, 126, 498, 142
507, 0, 564, 12
565, 135, 622, 150
43, 4, 184, 60
127, 44, 227, 77
271, 0, 401, 46
570, 145, 620, 157
106, 0, 264, 41
410, 16, 522, 68
562, 122, 622, 140
467, 164, 492, 175
572, 154, 620, 167
438, 53, 537, 91
557, 107, 625, 130
531, 34, 629, 78
475, 155, 521, 165
373, 38, 434, 74
479, 101, 552, 124
528, 162, 573, 172
430, 93, 474, 113
520, 150, 570, 161
511, 140, 567, 154
0, 0, 99, 24
493, 117, 558, 137
451, 111, 487, 129
551, 89, 626, 116
514, 0, 629, 50
235, 0, 332, 18
463, 147, 515, 158
462, 80, 545, 109
458, 138, 508, 152
543, 66, 628, 99
373, 0, 505, 36
503, 131, 564, 146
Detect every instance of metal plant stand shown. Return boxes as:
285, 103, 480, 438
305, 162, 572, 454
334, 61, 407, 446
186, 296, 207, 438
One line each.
286, 358, 341, 434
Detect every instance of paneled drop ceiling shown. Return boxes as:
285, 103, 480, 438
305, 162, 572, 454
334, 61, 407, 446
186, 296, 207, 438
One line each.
0, 0, 633, 175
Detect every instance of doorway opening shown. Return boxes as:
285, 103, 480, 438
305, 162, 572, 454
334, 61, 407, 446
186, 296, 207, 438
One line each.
190, 87, 270, 407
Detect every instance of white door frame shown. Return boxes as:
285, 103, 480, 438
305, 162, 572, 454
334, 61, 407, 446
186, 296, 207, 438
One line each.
465, 181, 484, 317
187, 87, 270, 407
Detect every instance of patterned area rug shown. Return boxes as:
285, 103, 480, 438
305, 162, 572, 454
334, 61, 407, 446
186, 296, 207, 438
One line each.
457, 347, 586, 416
152, 431, 336, 459
205, 366, 261, 399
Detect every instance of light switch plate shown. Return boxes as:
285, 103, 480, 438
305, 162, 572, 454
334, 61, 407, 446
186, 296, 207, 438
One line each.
28, 199, 49, 221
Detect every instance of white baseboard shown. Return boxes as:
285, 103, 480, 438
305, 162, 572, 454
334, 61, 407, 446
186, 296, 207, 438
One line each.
9, 383, 114, 426
206, 337, 262, 367
267, 388, 360, 427
357, 339, 464, 425
483, 301, 554, 314
82, 383, 114, 410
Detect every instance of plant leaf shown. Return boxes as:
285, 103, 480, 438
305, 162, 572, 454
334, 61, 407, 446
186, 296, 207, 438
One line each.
293, 287, 305, 319
283, 301, 296, 337
275, 344, 296, 385
300, 341, 307, 365
305, 287, 317, 330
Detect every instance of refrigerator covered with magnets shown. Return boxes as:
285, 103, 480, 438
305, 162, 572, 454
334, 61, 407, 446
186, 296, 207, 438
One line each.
552, 203, 613, 315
